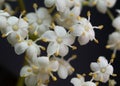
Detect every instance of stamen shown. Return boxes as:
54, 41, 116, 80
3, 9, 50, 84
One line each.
33, 3, 38, 12
94, 38, 99, 44
34, 31, 38, 36
49, 72, 57, 81
23, 17, 28, 21
19, 10, 26, 19
50, 22, 55, 29
77, 16, 81, 20
16, 34, 22, 42
112, 74, 117, 77
27, 69, 32, 72
2, 31, 13, 38
95, 82, 99, 86
71, 46, 77, 50
67, 55, 77, 62
87, 11, 91, 21
39, 46, 46, 51
76, 74, 82, 78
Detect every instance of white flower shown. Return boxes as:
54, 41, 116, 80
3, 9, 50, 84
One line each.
90, 56, 114, 83
107, 32, 120, 57
14, 40, 41, 59
26, 6, 51, 37
71, 75, 96, 86
55, 6, 82, 29
70, 12, 103, 45
41, 26, 75, 56
96, 0, 116, 13
1, 14, 28, 45
20, 56, 59, 86
54, 55, 76, 79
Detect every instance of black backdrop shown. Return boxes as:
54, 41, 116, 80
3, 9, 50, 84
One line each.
0, 0, 120, 86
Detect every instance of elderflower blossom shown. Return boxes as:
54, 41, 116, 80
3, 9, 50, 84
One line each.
20, 56, 59, 86
54, 55, 76, 79
88, 0, 116, 13
106, 32, 120, 57
14, 40, 42, 60
90, 56, 114, 83
1, 12, 29, 46
55, 6, 82, 29
71, 74, 96, 86
26, 5, 52, 37
41, 25, 75, 56
70, 11, 103, 45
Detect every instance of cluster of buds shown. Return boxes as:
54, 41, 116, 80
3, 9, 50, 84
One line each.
0, 0, 118, 86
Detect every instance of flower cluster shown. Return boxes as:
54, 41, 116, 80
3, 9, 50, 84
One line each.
0, 0, 118, 86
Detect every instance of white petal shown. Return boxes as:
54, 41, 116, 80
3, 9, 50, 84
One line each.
44, 0, 55, 7
49, 60, 59, 72
26, 45, 41, 59
25, 75, 37, 86
55, 26, 66, 37
70, 24, 84, 36
63, 34, 75, 45
7, 16, 18, 25
14, 41, 28, 55
71, 6, 81, 17
0, 10, 10, 16
26, 13, 37, 24
98, 56, 108, 67
71, 78, 83, 86
106, 65, 113, 75
96, 0, 107, 13
112, 16, 120, 31
47, 42, 58, 56
38, 56, 49, 67
41, 31, 56, 41
102, 74, 110, 83
56, 0, 66, 12
37, 8, 49, 19
78, 34, 89, 45
0, 16, 7, 29
59, 44, 69, 56
20, 66, 33, 77
18, 19, 28, 30
90, 62, 100, 72
58, 65, 68, 79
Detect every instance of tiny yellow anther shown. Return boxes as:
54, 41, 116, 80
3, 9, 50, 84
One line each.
98, 25, 104, 30
112, 74, 117, 77
40, 46, 46, 51
94, 39, 99, 44
105, 45, 111, 49
2, 34, 7, 38
27, 69, 32, 72
69, 27, 74, 32
77, 16, 81, 20
52, 76, 57, 81
33, 3, 38, 9
111, 53, 116, 59
87, 11, 91, 17
70, 67, 75, 72
76, 74, 82, 78
23, 17, 28, 21
71, 46, 77, 50
95, 82, 99, 86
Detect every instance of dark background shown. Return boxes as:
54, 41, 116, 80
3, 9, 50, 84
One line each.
0, 0, 120, 86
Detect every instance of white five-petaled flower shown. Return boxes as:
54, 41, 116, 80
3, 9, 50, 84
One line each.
41, 25, 75, 56
14, 40, 41, 59
20, 56, 59, 86
106, 32, 120, 56
70, 12, 102, 45
26, 6, 51, 37
55, 5, 82, 29
90, 56, 114, 83
1, 13, 29, 46
71, 74, 96, 86
54, 55, 76, 79
88, 0, 116, 13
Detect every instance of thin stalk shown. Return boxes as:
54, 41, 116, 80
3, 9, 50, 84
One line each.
106, 9, 114, 21
17, 0, 26, 11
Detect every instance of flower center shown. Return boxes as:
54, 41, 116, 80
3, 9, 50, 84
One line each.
100, 67, 106, 73
37, 19, 42, 25
56, 37, 63, 44
13, 25, 19, 31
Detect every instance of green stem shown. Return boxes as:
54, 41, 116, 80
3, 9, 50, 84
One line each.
16, 77, 24, 86
17, 0, 26, 11
106, 9, 114, 21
